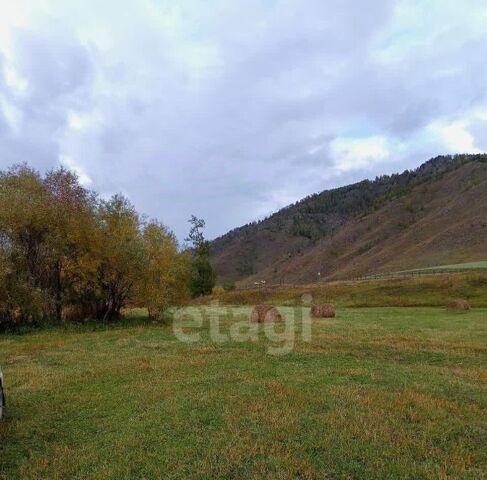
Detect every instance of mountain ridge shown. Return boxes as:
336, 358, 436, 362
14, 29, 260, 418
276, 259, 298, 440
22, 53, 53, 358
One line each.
210, 154, 487, 283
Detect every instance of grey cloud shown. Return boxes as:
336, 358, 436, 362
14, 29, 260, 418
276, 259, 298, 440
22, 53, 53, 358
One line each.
13, 30, 92, 101
0, 0, 486, 239
0, 19, 94, 171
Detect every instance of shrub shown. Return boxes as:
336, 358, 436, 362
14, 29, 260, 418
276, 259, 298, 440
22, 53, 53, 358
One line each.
222, 281, 236, 292
212, 285, 225, 296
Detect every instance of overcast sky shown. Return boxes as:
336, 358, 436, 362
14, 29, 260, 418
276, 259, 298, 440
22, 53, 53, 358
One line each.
1, 0, 486, 239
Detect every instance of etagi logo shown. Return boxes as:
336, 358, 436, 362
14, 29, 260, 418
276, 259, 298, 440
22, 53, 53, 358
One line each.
173, 297, 313, 356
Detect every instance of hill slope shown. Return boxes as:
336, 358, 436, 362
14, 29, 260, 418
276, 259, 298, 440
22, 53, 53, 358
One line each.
210, 154, 487, 283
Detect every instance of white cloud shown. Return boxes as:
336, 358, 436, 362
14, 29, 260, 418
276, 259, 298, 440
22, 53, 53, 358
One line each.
429, 119, 481, 154
0, 95, 22, 131
3, 65, 29, 95
330, 136, 391, 173
0, 0, 28, 57
58, 154, 93, 187
67, 109, 103, 131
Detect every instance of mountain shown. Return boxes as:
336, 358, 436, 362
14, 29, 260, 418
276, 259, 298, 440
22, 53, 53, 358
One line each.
210, 154, 487, 284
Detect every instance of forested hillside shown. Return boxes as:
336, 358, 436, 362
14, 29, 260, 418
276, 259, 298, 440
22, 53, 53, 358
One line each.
210, 154, 487, 283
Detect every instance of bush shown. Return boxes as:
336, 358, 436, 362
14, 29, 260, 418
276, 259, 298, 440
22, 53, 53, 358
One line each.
222, 281, 236, 292
212, 285, 225, 296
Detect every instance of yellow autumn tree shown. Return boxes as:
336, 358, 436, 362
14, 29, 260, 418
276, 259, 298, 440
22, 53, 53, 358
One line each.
137, 221, 190, 320
0, 163, 190, 329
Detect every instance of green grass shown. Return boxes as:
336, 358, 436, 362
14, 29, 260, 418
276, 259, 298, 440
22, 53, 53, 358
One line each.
1, 307, 487, 479
360, 261, 487, 280
401, 261, 487, 272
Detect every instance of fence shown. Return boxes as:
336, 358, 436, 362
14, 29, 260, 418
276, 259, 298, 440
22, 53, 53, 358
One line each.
236, 267, 487, 290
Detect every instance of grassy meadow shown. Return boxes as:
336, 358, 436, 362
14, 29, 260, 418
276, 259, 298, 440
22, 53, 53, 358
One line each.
204, 272, 487, 308
358, 261, 487, 280
1, 305, 486, 479
401, 260, 487, 272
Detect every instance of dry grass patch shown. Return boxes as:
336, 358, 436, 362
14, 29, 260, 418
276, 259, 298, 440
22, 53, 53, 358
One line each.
447, 298, 471, 310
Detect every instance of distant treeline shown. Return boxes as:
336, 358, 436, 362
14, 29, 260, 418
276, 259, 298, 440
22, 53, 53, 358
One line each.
0, 164, 214, 329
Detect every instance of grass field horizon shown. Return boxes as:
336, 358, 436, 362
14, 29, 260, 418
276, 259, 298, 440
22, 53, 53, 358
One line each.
200, 272, 487, 309
355, 261, 487, 281
1, 305, 486, 479
398, 260, 487, 272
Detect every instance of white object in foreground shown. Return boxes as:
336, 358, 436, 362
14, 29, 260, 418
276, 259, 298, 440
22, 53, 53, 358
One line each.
0, 368, 4, 419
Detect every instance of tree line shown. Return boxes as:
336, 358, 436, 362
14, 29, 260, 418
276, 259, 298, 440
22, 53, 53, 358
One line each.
0, 164, 215, 329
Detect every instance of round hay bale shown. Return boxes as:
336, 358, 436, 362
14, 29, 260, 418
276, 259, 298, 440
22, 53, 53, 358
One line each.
264, 307, 283, 323
250, 304, 272, 322
250, 305, 283, 323
446, 299, 471, 311
310, 304, 336, 318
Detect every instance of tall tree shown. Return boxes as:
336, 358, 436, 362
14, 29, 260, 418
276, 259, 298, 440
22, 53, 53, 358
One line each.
186, 216, 216, 297
0, 165, 54, 325
43, 168, 98, 322
137, 221, 190, 320
94, 195, 145, 320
